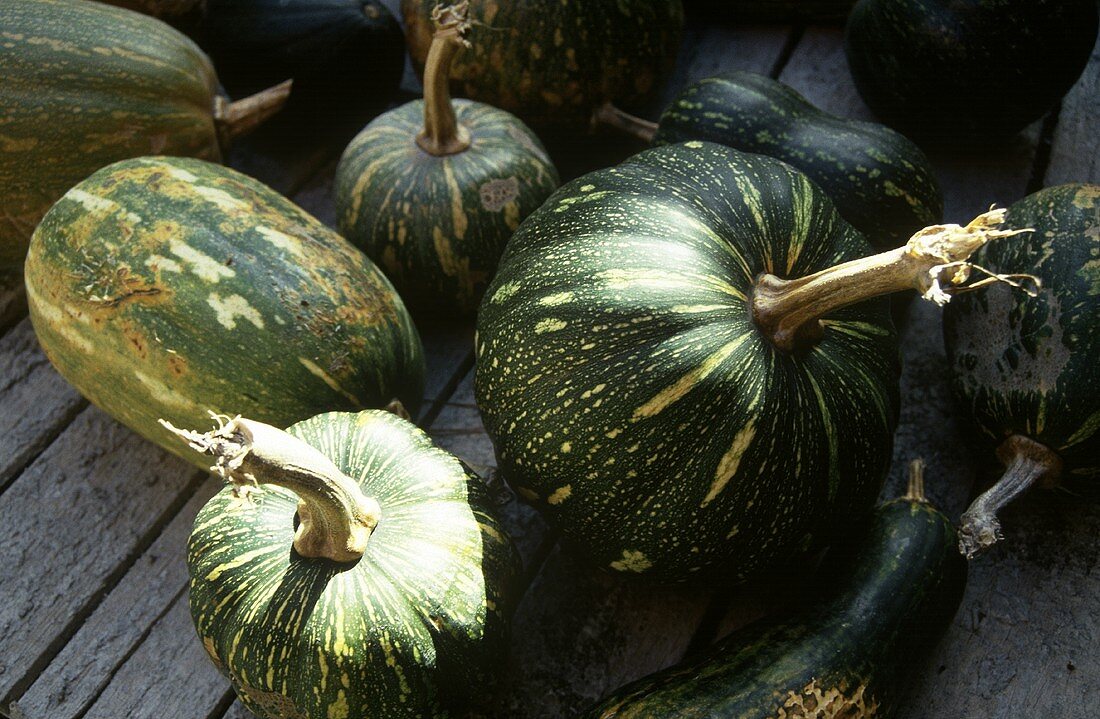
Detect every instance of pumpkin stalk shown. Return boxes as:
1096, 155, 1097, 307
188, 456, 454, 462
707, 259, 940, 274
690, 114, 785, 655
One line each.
213, 79, 294, 152
416, 2, 472, 156
752, 208, 1035, 352
591, 102, 658, 143
905, 458, 928, 503
161, 415, 381, 563
958, 434, 1062, 559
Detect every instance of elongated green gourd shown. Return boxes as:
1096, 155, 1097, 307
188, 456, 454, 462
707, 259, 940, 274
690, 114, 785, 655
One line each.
945, 184, 1100, 556
476, 141, 1017, 582
335, 4, 558, 316
176, 410, 521, 719
0, 0, 290, 267
25, 156, 424, 470
595, 71, 942, 248
582, 464, 967, 718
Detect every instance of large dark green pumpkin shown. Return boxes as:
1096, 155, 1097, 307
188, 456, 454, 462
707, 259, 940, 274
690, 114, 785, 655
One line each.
188, 410, 522, 719
401, 0, 685, 132
652, 71, 943, 249
945, 184, 1100, 477
582, 477, 966, 717
476, 142, 900, 583
845, 0, 1099, 142
0, 0, 285, 268
25, 156, 424, 470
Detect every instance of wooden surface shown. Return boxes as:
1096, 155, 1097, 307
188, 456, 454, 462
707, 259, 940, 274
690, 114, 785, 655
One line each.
1, 8, 1098, 719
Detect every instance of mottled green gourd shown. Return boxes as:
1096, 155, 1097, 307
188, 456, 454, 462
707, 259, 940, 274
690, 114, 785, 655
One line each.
401, 0, 684, 133
944, 184, 1100, 556
476, 141, 1019, 583
845, 0, 1098, 142
25, 156, 424, 470
596, 71, 943, 248
0, 0, 291, 267
335, 4, 559, 316
582, 464, 967, 718
175, 411, 521, 719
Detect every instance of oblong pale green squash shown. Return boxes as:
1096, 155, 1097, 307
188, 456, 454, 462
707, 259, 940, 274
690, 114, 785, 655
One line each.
25, 156, 424, 470
582, 472, 966, 718
185, 410, 522, 719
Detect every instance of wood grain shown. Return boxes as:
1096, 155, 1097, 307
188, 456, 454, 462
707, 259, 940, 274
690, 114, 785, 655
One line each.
0, 269, 26, 336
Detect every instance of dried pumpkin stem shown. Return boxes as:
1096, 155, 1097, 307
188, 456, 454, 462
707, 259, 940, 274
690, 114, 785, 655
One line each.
904, 458, 928, 503
213, 80, 294, 152
416, 2, 472, 156
161, 415, 381, 563
752, 208, 1034, 352
591, 102, 658, 143
958, 435, 1062, 559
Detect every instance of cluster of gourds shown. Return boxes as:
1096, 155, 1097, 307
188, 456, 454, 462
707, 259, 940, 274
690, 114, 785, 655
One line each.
2, 0, 1096, 716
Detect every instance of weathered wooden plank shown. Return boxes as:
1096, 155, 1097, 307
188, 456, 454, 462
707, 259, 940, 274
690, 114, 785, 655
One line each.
0, 319, 85, 493
0, 407, 202, 709
80, 593, 233, 719
1045, 32, 1100, 185
9, 476, 221, 719
0, 269, 26, 336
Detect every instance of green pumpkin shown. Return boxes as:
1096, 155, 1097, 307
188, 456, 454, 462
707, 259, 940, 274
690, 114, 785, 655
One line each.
944, 184, 1100, 554
0, 0, 289, 268
180, 410, 521, 719
649, 71, 943, 249
401, 0, 684, 132
25, 156, 424, 470
335, 5, 559, 316
845, 0, 1099, 142
582, 468, 966, 718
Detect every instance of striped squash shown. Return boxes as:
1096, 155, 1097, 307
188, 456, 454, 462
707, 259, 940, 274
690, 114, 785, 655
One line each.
178, 411, 521, 719
476, 141, 1018, 582
945, 184, 1100, 556
401, 0, 684, 133
335, 5, 558, 316
0, 0, 288, 268
25, 156, 424, 470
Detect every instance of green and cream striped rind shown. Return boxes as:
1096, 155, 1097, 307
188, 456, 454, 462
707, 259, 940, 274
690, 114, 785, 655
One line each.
335, 99, 559, 316
25, 156, 425, 470
0, 0, 224, 267
944, 184, 1100, 477
401, 0, 684, 131
475, 142, 900, 583
581, 495, 967, 717
654, 71, 943, 249
188, 410, 522, 719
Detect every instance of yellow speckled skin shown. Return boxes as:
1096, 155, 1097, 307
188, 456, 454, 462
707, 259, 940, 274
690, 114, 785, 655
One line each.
0, 0, 229, 267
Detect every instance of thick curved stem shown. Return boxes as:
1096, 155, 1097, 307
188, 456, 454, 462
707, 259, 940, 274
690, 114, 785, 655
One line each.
958, 435, 1062, 559
752, 208, 1033, 352
416, 3, 472, 156
591, 102, 658, 143
162, 416, 380, 563
213, 80, 293, 153
905, 458, 928, 503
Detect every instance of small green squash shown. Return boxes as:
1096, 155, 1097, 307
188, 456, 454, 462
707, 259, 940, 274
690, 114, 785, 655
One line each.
944, 184, 1100, 556
596, 70, 943, 248
582, 464, 966, 718
25, 156, 424, 470
401, 0, 685, 133
0, 0, 290, 268
335, 5, 559, 316
476, 141, 1012, 582
173, 410, 521, 719
845, 0, 1099, 142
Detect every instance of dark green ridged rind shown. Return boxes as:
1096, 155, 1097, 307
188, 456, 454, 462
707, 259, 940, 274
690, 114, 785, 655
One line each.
581, 495, 967, 718
653, 71, 943, 249
845, 0, 1099, 142
401, 0, 684, 132
25, 156, 425, 470
475, 142, 900, 583
944, 184, 1100, 477
334, 100, 559, 316
188, 410, 522, 719
0, 0, 224, 267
